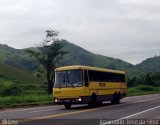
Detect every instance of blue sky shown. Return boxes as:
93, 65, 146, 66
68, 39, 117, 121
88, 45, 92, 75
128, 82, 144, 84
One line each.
0, 0, 160, 64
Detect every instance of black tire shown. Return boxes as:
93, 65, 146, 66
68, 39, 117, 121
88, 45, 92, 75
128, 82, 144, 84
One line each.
64, 104, 71, 109
116, 93, 121, 104
88, 94, 97, 108
111, 93, 120, 104
111, 97, 116, 104
97, 102, 103, 106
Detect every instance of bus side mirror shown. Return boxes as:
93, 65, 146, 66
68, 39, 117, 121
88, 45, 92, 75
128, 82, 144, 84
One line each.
84, 70, 89, 87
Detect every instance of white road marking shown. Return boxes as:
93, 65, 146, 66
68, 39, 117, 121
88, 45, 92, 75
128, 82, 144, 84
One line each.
102, 105, 160, 125
120, 105, 160, 119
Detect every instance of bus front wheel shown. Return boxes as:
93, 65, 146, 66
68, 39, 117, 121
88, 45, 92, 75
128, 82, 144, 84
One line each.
64, 104, 71, 109
88, 93, 97, 107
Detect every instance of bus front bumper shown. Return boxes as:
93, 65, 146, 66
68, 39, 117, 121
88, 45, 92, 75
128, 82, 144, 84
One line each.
54, 97, 91, 104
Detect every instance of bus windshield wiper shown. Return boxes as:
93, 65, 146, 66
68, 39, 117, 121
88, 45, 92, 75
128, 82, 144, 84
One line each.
67, 80, 75, 88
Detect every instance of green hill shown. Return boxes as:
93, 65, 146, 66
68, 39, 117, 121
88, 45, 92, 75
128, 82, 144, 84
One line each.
0, 44, 39, 72
137, 56, 160, 72
0, 41, 144, 78
0, 63, 43, 84
2, 40, 160, 79
0, 44, 45, 86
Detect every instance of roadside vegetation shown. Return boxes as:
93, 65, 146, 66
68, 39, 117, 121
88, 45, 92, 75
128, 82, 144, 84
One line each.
128, 85, 160, 96
0, 95, 52, 108
0, 63, 51, 108
0, 81, 52, 108
127, 72, 160, 95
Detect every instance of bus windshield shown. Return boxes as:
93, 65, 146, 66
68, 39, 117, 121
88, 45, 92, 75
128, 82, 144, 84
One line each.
54, 70, 83, 88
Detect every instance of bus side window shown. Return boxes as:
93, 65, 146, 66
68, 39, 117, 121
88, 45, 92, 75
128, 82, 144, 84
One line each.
84, 70, 89, 87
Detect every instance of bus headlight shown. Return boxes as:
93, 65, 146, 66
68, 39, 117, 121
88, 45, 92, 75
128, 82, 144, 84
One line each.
78, 98, 82, 102
55, 99, 58, 103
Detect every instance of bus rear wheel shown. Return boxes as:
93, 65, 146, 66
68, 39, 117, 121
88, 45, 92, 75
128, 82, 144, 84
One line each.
111, 93, 120, 104
64, 104, 71, 109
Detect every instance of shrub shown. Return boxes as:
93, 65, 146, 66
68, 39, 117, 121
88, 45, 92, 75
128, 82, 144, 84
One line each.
1, 84, 23, 96
137, 85, 154, 91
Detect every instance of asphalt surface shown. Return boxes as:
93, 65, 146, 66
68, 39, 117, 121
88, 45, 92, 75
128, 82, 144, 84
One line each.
0, 94, 160, 125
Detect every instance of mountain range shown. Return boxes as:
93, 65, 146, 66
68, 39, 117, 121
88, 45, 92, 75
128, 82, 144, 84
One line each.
0, 40, 160, 84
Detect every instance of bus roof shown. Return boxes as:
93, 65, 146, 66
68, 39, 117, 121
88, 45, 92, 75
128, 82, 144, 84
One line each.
55, 65, 125, 74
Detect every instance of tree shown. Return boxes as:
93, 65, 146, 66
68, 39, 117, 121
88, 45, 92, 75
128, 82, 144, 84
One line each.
144, 73, 154, 86
26, 30, 67, 94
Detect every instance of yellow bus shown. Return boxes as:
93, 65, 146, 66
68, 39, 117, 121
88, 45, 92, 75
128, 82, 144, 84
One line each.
53, 65, 127, 109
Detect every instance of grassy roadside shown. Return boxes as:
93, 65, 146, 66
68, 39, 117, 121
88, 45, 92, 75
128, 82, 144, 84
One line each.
127, 85, 160, 96
0, 95, 53, 108
0, 85, 160, 109
0, 82, 51, 108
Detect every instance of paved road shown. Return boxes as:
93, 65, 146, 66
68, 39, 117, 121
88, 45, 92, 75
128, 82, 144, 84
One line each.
0, 94, 160, 125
